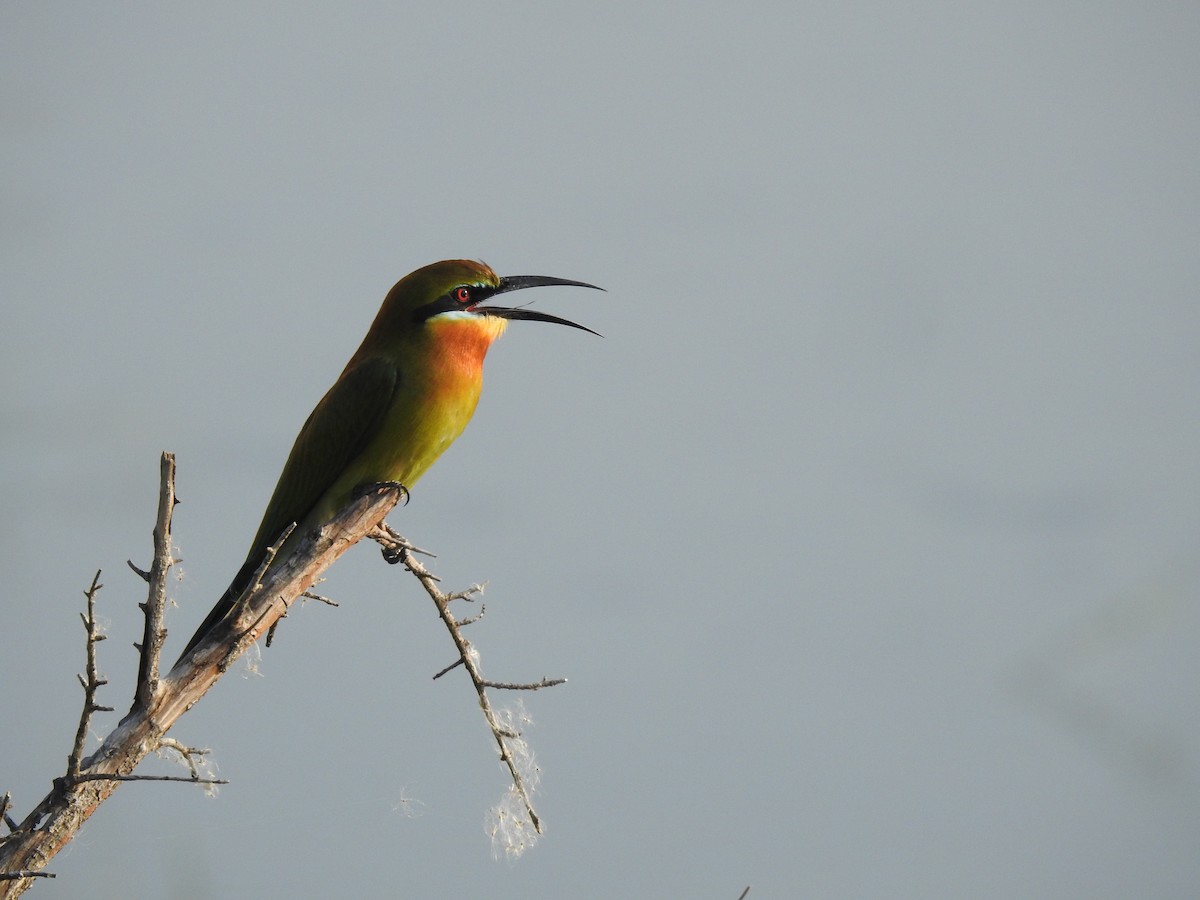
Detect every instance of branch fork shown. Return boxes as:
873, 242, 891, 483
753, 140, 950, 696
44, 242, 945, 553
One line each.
0, 454, 402, 893
371, 523, 566, 845
1, 452, 568, 888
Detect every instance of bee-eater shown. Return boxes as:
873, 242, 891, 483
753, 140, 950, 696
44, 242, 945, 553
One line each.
177, 259, 600, 660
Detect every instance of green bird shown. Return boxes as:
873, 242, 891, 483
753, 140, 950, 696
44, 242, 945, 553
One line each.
177, 259, 600, 660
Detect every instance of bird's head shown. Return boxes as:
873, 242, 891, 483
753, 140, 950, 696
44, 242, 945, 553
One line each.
412, 259, 602, 335
362, 259, 601, 351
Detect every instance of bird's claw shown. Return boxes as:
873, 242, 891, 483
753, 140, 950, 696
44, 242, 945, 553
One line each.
354, 480, 410, 506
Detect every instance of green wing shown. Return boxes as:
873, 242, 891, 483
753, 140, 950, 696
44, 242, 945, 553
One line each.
245, 355, 400, 563
177, 356, 400, 660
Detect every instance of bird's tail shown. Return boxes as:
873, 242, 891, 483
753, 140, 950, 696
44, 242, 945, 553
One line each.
173, 555, 263, 665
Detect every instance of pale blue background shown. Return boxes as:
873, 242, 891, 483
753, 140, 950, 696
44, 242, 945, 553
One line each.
3, 3, 1199, 898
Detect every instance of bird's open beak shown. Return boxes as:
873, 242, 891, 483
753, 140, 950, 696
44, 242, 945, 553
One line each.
476, 275, 604, 336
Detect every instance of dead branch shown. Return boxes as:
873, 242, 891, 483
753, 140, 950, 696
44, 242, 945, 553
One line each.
265, 587, 338, 647
1, 450, 565, 888
480, 678, 567, 691
370, 522, 566, 849
67, 572, 112, 778
131, 452, 177, 712
0, 454, 402, 895
155, 738, 215, 782
64, 774, 226, 786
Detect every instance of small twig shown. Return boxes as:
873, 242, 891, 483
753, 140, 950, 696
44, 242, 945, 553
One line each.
736, 887, 750, 900
68, 572, 111, 778
237, 523, 298, 619
240, 524, 298, 653
370, 524, 565, 837
454, 607, 486, 627
301, 590, 339, 607
0, 873, 54, 882
480, 678, 567, 691
0, 464, 403, 890
131, 452, 177, 712
431, 659, 465, 680
156, 738, 215, 782
368, 524, 435, 560
64, 774, 228, 786
0, 794, 14, 832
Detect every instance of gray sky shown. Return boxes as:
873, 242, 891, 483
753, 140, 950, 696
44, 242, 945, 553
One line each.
3, 3, 1199, 898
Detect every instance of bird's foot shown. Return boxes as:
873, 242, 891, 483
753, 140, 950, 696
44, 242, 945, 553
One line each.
354, 480, 411, 506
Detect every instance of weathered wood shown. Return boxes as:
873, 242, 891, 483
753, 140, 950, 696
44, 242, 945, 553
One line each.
0, 482, 401, 896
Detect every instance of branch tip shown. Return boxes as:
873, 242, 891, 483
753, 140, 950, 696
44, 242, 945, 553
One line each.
379, 528, 562, 843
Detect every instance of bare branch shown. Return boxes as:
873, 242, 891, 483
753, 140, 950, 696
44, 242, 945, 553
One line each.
453, 608, 486, 627
131, 452, 177, 712
248, 525, 298, 649
126, 561, 150, 583
370, 523, 566, 844
265, 586, 342, 646
431, 658, 465, 680
2, 452, 567, 886
300, 590, 339, 607
480, 678, 567, 691
0, 460, 402, 892
156, 738, 216, 782
67, 572, 111, 778
66, 774, 227, 786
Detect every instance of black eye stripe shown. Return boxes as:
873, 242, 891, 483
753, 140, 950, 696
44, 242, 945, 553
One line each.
415, 285, 501, 323
449, 284, 500, 305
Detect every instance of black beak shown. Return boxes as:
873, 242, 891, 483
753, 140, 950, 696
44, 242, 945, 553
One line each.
476, 275, 604, 336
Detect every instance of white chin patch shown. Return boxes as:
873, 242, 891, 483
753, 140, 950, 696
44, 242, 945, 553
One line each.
430, 309, 479, 322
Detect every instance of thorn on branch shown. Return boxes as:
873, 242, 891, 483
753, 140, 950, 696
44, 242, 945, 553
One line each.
69, 570, 108, 777
156, 738, 216, 782
301, 590, 339, 607
131, 451, 177, 714
446, 585, 483, 603
263, 574, 341, 648
454, 607, 486, 627
238, 523, 300, 651
0, 455, 407, 881
377, 528, 566, 845
369, 521, 435, 566
1, 792, 15, 832
432, 658, 465, 680
238, 523, 297, 621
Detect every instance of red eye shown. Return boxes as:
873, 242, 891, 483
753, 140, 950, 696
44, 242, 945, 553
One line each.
455, 287, 472, 304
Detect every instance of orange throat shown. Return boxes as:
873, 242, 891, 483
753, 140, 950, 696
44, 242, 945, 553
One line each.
426, 314, 508, 377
